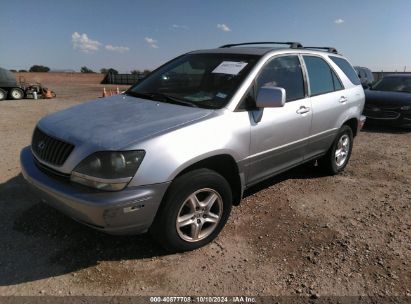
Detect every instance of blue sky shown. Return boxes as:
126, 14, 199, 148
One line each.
1, 0, 410, 72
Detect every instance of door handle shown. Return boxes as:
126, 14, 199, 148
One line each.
339, 96, 348, 103
296, 106, 310, 115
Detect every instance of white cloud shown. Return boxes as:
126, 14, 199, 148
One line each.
105, 44, 130, 53
334, 18, 344, 25
71, 32, 101, 53
145, 37, 158, 48
217, 23, 231, 32
172, 24, 189, 30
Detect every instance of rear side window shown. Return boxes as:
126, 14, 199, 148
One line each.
303, 56, 343, 96
256, 55, 305, 102
332, 72, 343, 90
329, 56, 361, 85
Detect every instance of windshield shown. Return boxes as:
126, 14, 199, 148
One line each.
371, 76, 411, 93
127, 53, 259, 109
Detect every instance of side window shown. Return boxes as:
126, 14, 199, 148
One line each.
329, 56, 361, 85
256, 55, 305, 102
303, 56, 343, 96
332, 72, 343, 90
366, 70, 374, 82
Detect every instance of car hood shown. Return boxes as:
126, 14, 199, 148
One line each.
365, 90, 411, 106
37, 94, 213, 149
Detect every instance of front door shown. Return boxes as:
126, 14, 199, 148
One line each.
247, 55, 312, 185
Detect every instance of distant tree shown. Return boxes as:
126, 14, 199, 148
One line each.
142, 69, 151, 75
9, 69, 17, 72
18, 69, 27, 72
80, 66, 95, 73
130, 69, 141, 75
100, 68, 118, 74
29, 65, 50, 72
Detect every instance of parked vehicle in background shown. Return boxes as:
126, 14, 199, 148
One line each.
0, 67, 56, 100
364, 74, 411, 128
354, 66, 374, 88
0, 67, 25, 100
21, 42, 365, 251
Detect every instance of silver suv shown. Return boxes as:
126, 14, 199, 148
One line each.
21, 42, 365, 251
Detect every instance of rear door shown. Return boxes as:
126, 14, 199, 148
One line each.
302, 55, 348, 159
247, 55, 312, 185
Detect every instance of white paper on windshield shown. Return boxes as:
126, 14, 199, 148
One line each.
212, 61, 248, 75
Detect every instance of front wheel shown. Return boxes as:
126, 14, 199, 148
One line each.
150, 169, 232, 252
319, 125, 353, 175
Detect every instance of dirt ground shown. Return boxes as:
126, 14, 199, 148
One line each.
0, 74, 410, 299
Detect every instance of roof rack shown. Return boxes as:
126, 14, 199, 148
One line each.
302, 47, 338, 54
219, 41, 303, 49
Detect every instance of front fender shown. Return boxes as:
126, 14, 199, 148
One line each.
127, 111, 251, 187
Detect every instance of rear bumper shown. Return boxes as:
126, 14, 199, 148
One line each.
358, 115, 366, 131
20, 146, 170, 235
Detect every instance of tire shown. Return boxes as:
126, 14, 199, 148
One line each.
319, 125, 353, 175
0, 88, 6, 101
150, 168, 233, 252
9, 88, 24, 100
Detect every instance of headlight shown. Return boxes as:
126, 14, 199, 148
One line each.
70, 150, 145, 191
400, 105, 411, 110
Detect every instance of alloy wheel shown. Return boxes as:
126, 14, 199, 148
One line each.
335, 134, 350, 167
176, 188, 223, 242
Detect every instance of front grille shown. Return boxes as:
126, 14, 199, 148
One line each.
366, 104, 398, 110
364, 105, 400, 120
33, 156, 70, 180
32, 127, 74, 166
381, 111, 400, 119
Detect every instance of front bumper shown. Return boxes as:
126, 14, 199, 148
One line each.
363, 105, 411, 127
20, 147, 170, 235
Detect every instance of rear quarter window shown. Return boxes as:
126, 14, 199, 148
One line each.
329, 56, 361, 85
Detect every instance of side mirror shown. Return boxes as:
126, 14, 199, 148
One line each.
256, 86, 286, 108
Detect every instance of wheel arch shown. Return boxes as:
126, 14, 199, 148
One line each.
173, 154, 243, 206
342, 117, 358, 137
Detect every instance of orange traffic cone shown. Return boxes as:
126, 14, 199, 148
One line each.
43, 88, 53, 99
102, 87, 107, 97
116, 86, 120, 94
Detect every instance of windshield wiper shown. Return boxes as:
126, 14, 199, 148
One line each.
125, 91, 157, 100
126, 91, 198, 108
150, 92, 199, 108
